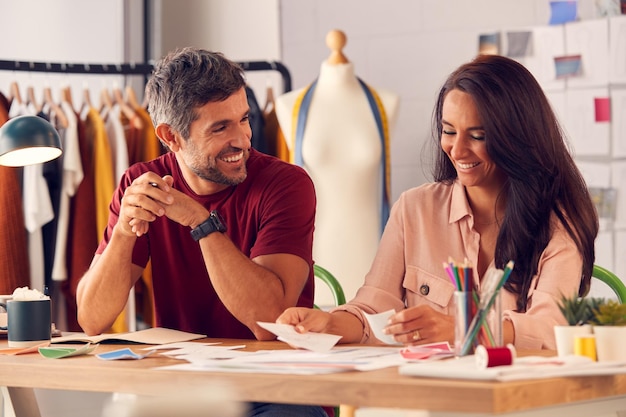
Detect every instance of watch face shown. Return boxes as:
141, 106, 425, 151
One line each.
211, 211, 226, 231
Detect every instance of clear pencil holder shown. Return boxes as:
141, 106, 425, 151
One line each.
453, 291, 470, 357
485, 290, 503, 348
454, 290, 503, 357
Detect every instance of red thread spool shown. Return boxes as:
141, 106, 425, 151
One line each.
475, 344, 516, 368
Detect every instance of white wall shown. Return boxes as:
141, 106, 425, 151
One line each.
278, 0, 600, 201
0, 0, 143, 109
153, 0, 282, 105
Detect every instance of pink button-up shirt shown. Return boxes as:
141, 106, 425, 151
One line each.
333, 180, 582, 350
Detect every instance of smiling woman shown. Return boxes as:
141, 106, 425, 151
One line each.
277, 54, 599, 355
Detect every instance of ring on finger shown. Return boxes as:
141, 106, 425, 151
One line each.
412, 330, 421, 341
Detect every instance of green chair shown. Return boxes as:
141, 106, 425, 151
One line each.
313, 264, 346, 307
592, 264, 626, 303
312, 265, 346, 417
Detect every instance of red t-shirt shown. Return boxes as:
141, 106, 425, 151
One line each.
96, 149, 316, 338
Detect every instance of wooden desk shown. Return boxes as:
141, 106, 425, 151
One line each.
1, 339, 626, 417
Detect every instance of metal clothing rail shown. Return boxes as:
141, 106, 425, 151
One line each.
0, 58, 292, 92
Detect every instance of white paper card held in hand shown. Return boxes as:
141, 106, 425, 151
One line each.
257, 322, 342, 353
363, 309, 401, 345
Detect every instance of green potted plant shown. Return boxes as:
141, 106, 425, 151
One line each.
590, 300, 626, 362
591, 300, 626, 326
553, 293, 600, 357
557, 293, 599, 325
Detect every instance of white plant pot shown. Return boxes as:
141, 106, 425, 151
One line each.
553, 324, 593, 357
593, 326, 626, 362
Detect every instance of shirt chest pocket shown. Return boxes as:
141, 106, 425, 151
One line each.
403, 265, 455, 313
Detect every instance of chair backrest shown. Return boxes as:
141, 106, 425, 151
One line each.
593, 264, 626, 303
313, 264, 346, 308
313, 264, 346, 417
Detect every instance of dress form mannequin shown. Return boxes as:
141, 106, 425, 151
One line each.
275, 30, 399, 305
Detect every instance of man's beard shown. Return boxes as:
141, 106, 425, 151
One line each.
191, 161, 247, 186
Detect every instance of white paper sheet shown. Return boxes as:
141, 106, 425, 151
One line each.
399, 354, 626, 381
609, 15, 626, 84
611, 89, 626, 158
565, 19, 610, 88
156, 345, 405, 375
256, 322, 342, 352
565, 87, 610, 156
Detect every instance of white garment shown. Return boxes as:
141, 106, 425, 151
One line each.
9, 103, 54, 293
51, 100, 84, 281
102, 104, 129, 183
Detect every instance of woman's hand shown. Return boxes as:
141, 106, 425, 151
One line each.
383, 305, 455, 345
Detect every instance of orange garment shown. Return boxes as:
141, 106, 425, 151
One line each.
118, 106, 161, 328
134, 107, 162, 161
84, 107, 122, 331
83, 107, 115, 240
275, 127, 290, 163
63, 108, 98, 331
263, 104, 290, 162
134, 107, 162, 328
0, 93, 30, 294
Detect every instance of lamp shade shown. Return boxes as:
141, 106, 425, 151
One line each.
0, 115, 63, 167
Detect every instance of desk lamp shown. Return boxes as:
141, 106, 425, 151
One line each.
0, 115, 62, 166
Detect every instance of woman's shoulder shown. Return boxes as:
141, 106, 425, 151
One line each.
398, 181, 454, 202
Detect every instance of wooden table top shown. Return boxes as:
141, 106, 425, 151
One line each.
1, 338, 625, 414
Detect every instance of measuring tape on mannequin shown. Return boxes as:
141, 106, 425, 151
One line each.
475, 344, 517, 368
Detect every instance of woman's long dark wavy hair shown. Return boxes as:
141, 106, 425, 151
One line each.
431, 54, 598, 312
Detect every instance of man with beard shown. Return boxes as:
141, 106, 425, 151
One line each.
77, 47, 327, 417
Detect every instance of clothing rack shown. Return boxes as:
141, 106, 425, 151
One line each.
0, 58, 292, 92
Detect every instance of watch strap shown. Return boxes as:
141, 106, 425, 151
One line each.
190, 210, 226, 241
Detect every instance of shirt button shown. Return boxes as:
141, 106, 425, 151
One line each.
419, 284, 430, 296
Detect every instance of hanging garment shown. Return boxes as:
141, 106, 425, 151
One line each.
63, 106, 98, 332
83, 106, 115, 241
51, 101, 84, 282
0, 92, 30, 294
9, 101, 53, 294
101, 104, 129, 183
290, 78, 391, 234
262, 85, 290, 161
246, 86, 268, 154
132, 104, 162, 330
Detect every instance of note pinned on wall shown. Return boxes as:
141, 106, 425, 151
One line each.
478, 32, 500, 55
555, 55, 583, 78
549, 1, 578, 25
506, 31, 533, 58
595, 97, 611, 122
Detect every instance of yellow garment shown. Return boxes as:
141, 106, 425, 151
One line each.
134, 107, 160, 329
84, 107, 124, 332
135, 107, 161, 161
275, 128, 290, 163
84, 107, 115, 241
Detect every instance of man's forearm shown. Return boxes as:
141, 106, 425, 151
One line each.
76, 226, 140, 335
197, 233, 304, 339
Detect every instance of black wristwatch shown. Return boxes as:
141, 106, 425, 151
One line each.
190, 210, 227, 241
